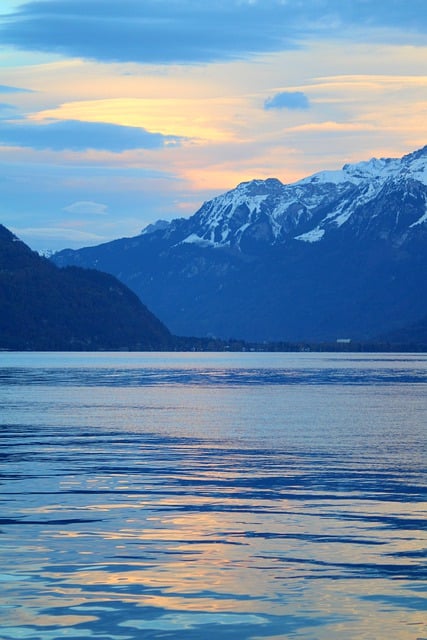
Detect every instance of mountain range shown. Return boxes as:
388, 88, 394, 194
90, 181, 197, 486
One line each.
0, 224, 171, 350
52, 146, 427, 343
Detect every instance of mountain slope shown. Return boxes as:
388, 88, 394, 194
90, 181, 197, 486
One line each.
52, 146, 427, 343
0, 225, 172, 350
379, 314, 427, 347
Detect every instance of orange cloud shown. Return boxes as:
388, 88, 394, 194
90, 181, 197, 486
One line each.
30, 97, 242, 143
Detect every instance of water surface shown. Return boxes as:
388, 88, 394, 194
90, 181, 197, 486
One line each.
0, 352, 426, 639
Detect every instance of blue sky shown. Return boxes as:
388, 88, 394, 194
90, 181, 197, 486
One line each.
0, 0, 426, 251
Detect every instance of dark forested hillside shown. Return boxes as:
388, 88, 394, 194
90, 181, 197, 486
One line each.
0, 225, 172, 350
378, 314, 427, 347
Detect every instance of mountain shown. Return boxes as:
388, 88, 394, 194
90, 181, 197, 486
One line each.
52, 146, 427, 343
379, 314, 427, 347
0, 225, 172, 350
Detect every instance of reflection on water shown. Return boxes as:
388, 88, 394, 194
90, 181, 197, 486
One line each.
0, 352, 426, 639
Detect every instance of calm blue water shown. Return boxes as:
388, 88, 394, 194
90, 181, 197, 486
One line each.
0, 352, 426, 640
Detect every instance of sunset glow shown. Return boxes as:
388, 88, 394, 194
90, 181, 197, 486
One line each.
0, 1, 426, 250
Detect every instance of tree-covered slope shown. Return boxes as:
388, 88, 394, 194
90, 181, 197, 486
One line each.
0, 225, 172, 350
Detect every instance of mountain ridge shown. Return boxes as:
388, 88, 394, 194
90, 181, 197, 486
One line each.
143, 144, 427, 251
52, 146, 427, 343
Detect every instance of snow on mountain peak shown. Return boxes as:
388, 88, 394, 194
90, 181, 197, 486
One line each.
183, 146, 427, 249
146, 146, 427, 250
299, 146, 427, 188
300, 155, 401, 188
141, 219, 170, 235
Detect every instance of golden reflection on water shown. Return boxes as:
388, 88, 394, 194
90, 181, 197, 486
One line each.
1, 353, 426, 639
3, 494, 424, 639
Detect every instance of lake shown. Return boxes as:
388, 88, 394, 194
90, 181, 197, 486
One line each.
0, 352, 426, 640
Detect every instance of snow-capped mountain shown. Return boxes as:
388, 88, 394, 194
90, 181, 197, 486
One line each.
141, 145, 427, 250
52, 146, 427, 343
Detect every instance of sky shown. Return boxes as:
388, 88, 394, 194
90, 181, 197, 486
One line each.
0, 0, 426, 252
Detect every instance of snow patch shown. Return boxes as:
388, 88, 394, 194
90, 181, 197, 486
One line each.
330, 210, 353, 227
409, 210, 427, 228
295, 228, 325, 243
141, 219, 170, 235
180, 233, 216, 247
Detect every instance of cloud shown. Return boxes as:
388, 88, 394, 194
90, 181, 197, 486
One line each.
11, 226, 108, 245
286, 121, 377, 133
31, 97, 239, 142
0, 1, 295, 64
1, 1, 425, 65
264, 91, 310, 111
0, 119, 183, 151
63, 201, 108, 215
0, 83, 33, 93
0, 158, 177, 181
